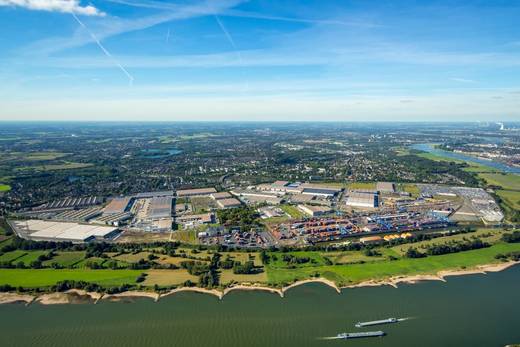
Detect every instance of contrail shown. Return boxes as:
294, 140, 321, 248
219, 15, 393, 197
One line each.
71, 12, 134, 86
214, 15, 243, 64
166, 28, 171, 44
214, 15, 248, 92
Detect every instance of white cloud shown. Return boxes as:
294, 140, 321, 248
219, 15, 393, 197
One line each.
450, 77, 477, 83
0, 0, 105, 16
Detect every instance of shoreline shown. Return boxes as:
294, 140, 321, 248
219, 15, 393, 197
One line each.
0, 261, 518, 305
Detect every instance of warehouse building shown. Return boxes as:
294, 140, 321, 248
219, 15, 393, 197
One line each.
103, 197, 134, 215
297, 204, 333, 217
301, 187, 341, 197
52, 207, 102, 222
176, 213, 214, 228
217, 198, 242, 209
346, 191, 380, 208
134, 191, 174, 199
11, 220, 119, 243
147, 196, 173, 220
376, 182, 396, 193
210, 192, 232, 200
33, 196, 102, 212
92, 212, 132, 226
177, 187, 217, 197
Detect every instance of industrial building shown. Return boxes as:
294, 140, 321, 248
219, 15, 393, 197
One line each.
301, 187, 341, 197
103, 197, 134, 215
147, 196, 173, 220
376, 182, 396, 193
134, 191, 174, 199
92, 212, 132, 226
11, 220, 119, 243
257, 181, 303, 194
346, 191, 380, 208
52, 207, 102, 222
33, 196, 102, 212
217, 198, 242, 209
176, 213, 214, 228
177, 187, 217, 197
297, 204, 333, 217
210, 192, 232, 200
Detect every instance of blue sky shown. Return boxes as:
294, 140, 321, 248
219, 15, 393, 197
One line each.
0, 0, 519, 121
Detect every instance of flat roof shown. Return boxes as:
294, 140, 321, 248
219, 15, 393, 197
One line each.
134, 191, 174, 198
217, 198, 242, 208
211, 192, 232, 199
148, 196, 172, 219
302, 187, 340, 195
13, 220, 117, 242
177, 187, 217, 196
103, 197, 132, 215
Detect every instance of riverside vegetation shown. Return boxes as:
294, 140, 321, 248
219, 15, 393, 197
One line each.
1, 220, 519, 296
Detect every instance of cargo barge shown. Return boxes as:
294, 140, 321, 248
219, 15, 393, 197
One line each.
355, 318, 398, 328
335, 331, 385, 339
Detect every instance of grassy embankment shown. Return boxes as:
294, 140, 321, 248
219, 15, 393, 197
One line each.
1, 229, 517, 289
265, 242, 520, 286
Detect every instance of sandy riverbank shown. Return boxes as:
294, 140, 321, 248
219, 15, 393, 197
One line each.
0, 292, 34, 305
283, 278, 341, 294
103, 291, 160, 302
161, 287, 223, 300
343, 260, 520, 289
223, 284, 283, 298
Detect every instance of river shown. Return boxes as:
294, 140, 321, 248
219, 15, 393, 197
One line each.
411, 143, 520, 174
1, 265, 519, 347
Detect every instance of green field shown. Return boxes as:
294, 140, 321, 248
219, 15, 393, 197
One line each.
18, 162, 93, 172
15, 251, 49, 266
479, 173, 520, 190
0, 250, 28, 263
414, 152, 498, 173
279, 204, 305, 219
266, 242, 520, 286
496, 190, 520, 211
0, 184, 11, 192
0, 269, 142, 287
43, 251, 86, 267
142, 269, 198, 286
390, 229, 506, 255
398, 183, 420, 197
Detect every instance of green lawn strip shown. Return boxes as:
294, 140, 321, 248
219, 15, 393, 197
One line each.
390, 228, 506, 255
266, 243, 520, 286
0, 250, 28, 263
268, 251, 328, 268
15, 251, 49, 266
42, 251, 86, 267
397, 183, 420, 197
0, 184, 11, 192
496, 190, 520, 211
479, 173, 520, 191
74, 257, 108, 268
0, 269, 142, 287
279, 205, 305, 219
414, 152, 498, 173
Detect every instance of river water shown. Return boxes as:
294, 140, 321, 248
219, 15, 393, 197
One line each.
411, 143, 520, 174
1, 265, 519, 347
